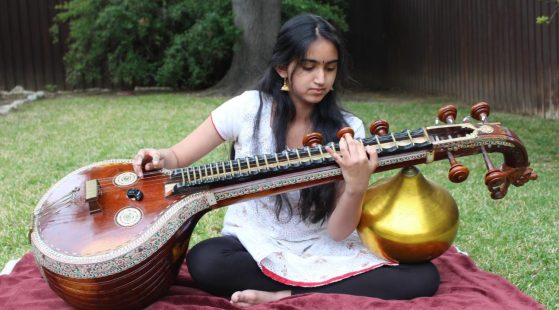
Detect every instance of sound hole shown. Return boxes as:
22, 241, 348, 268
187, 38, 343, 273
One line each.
114, 172, 138, 187
115, 207, 143, 227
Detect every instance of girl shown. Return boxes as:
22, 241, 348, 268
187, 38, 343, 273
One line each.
133, 13, 439, 307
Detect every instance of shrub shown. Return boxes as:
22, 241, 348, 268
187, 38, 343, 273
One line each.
282, 0, 348, 31
155, 1, 238, 88
52, 0, 347, 90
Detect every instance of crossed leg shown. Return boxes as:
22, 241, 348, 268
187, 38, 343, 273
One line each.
186, 236, 440, 307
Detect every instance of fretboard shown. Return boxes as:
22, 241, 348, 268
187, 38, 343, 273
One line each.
167, 128, 432, 195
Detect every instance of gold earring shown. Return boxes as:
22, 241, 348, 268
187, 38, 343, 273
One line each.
281, 78, 289, 92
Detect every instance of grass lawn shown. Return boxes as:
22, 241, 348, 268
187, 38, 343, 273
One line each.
0, 92, 556, 308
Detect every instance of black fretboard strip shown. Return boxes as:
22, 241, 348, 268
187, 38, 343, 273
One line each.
168, 128, 432, 195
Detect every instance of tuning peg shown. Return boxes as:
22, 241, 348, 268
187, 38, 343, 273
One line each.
478, 142, 509, 198
437, 105, 457, 124
437, 105, 469, 183
472, 101, 504, 195
470, 102, 490, 123
484, 169, 509, 199
369, 120, 389, 136
448, 157, 470, 183
336, 127, 355, 140
303, 132, 323, 147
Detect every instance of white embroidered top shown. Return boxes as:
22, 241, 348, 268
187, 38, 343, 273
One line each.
210, 91, 394, 287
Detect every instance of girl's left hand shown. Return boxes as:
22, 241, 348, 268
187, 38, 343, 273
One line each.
325, 133, 378, 194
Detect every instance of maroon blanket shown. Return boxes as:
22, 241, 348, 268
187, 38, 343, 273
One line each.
0, 247, 544, 309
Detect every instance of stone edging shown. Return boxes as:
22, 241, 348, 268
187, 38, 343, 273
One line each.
0, 86, 46, 116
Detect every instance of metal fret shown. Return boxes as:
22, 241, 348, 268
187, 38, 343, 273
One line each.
329, 142, 336, 152
254, 155, 260, 170
318, 145, 325, 159
407, 130, 415, 146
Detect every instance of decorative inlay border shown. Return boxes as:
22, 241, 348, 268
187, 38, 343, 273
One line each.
214, 168, 343, 201
428, 123, 515, 152
439, 138, 515, 152
31, 159, 210, 279
378, 152, 427, 166
212, 152, 435, 202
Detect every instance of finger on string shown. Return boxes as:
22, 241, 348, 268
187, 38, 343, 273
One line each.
339, 137, 350, 155
133, 151, 147, 177
366, 145, 379, 171
353, 140, 369, 159
349, 139, 366, 157
343, 133, 357, 148
325, 145, 342, 163
145, 163, 154, 171
350, 136, 368, 157
152, 153, 161, 165
139, 150, 159, 177
366, 145, 378, 159
135, 150, 148, 165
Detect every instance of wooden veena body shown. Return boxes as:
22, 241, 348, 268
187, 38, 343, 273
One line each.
30, 103, 536, 309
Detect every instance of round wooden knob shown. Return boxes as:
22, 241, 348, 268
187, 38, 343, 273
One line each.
484, 169, 508, 200
470, 102, 490, 121
448, 163, 469, 183
369, 120, 389, 136
336, 127, 354, 140
438, 105, 457, 124
302, 132, 323, 147
484, 169, 507, 187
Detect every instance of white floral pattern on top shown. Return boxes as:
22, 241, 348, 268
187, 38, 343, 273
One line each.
211, 91, 395, 287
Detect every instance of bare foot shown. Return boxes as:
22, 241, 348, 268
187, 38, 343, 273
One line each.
230, 289, 291, 307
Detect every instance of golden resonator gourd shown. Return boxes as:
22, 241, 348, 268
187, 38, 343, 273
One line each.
358, 166, 459, 263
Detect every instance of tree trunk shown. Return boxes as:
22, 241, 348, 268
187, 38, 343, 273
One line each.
209, 0, 281, 95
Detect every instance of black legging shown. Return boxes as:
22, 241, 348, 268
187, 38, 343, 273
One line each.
186, 236, 440, 299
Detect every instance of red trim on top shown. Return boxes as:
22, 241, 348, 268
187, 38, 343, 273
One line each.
260, 261, 398, 287
209, 112, 226, 141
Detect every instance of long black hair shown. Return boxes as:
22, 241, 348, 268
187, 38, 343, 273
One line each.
250, 14, 352, 224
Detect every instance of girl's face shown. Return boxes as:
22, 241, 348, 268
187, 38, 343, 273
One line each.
279, 37, 339, 108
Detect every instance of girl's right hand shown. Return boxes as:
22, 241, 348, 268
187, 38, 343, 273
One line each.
132, 148, 168, 178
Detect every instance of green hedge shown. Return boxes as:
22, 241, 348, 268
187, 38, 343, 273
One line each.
52, 0, 347, 90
